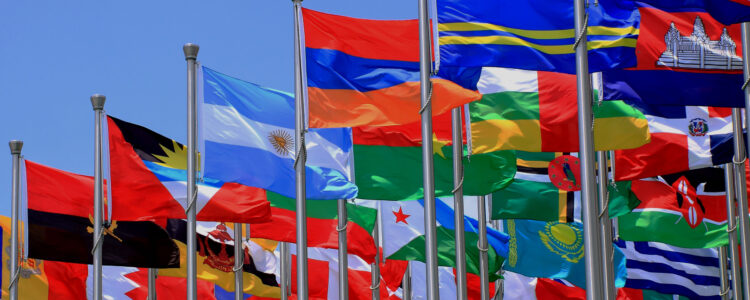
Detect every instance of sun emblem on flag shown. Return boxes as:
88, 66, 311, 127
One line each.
268, 130, 294, 156
688, 118, 708, 136
538, 222, 584, 263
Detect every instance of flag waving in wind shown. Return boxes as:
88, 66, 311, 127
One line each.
201, 66, 358, 200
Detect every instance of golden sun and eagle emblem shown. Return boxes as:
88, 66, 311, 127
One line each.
268, 129, 294, 156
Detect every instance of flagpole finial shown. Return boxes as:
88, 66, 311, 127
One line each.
90, 94, 106, 111
8, 140, 22, 155
183, 43, 200, 60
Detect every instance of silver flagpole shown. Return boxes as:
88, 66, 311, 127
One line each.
724, 163, 742, 300
730, 107, 750, 300
337, 199, 349, 300
402, 262, 411, 300
292, 0, 309, 298
234, 223, 244, 300
573, 0, 605, 298
147, 269, 157, 300
183, 43, 200, 300
371, 215, 380, 300
719, 246, 730, 300
597, 151, 615, 300
280, 242, 289, 300
478, 195, 490, 300
418, 0, 439, 297
452, 107, 468, 300
8, 140, 22, 300
90, 94, 106, 300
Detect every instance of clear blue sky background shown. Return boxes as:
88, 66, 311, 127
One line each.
0, 1, 416, 217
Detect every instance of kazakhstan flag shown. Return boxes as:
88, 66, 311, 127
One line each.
437, 0, 640, 73
502, 219, 627, 288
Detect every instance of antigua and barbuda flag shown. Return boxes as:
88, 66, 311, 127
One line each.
613, 103, 735, 181
200, 66, 358, 200
602, 5, 746, 107
618, 167, 730, 249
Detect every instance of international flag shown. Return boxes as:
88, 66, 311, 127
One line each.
380, 199, 508, 280
248, 193, 378, 264
107, 266, 217, 299
108, 116, 272, 223
201, 66, 357, 200
160, 220, 281, 298
613, 103, 734, 181
469, 67, 650, 153
602, 5, 746, 107
405, 261, 498, 300
616, 240, 722, 299
618, 167, 729, 248
502, 219, 627, 289
491, 151, 639, 223
25, 160, 180, 268
302, 8, 480, 128
436, 0, 640, 73
639, 0, 750, 25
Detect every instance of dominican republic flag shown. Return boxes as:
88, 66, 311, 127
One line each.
616, 240, 722, 299
614, 103, 734, 181
602, 5, 745, 107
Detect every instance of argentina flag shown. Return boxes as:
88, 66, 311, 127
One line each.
616, 240, 721, 299
200, 66, 358, 200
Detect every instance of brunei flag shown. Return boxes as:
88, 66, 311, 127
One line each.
107, 116, 272, 224
25, 160, 179, 268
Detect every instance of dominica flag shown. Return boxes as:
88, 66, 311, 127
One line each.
380, 199, 509, 280
492, 151, 640, 222
469, 67, 650, 153
354, 111, 516, 201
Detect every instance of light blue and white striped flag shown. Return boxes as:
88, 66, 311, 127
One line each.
200, 66, 358, 200
616, 240, 722, 299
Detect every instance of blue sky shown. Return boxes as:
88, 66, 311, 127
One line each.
0, 1, 415, 217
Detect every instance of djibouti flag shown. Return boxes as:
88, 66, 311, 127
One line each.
381, 199, 508, 280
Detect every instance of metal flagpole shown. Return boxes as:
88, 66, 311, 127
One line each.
8, 140, 22, 300
724, 163, 742, 300
147, 269, 157, 300
234, 223, 244, 300
292, 1, 309, 298
402, 262, 411, 300
90, 94, 106, 300
730, 107, 750, 300
597, 151, 615, 300
371, 215, 380, 300
573, 0, 605, 298
487, 198, 503, 300
337, 199, 349, 300
183, 43, 200, 300
452, 107, 468, 300
417, 0, 439, 297
477, 195, 490, 300
719, 246, 730, 300
280, 242, 289, 300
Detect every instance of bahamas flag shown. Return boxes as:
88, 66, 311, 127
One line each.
503, 219, 627, 289
201, 66, 357, 200
437, 0, 640, 73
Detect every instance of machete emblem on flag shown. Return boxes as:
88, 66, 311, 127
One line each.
539, 222, 584, 263
86, 215, 122, 242
688, 118, 709, 136
671, 176, 706, 229
548, 155, 581, 191
268, 130, 294, 156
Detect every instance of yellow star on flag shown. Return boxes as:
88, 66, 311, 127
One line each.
431, 133, 450, 159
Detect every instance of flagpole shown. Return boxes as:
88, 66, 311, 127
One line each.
451, 107, 468, 300
597, 151, 615, 299
418, 0, 439, 297
719, 246, 730, 300
477, 195, 490, 300
183, 43, 200, 300
573, 0, 605, 298
280, 242, 289, 300
8, 140, 22, 300
402, 262, 411, 300
292, 1, 309, 298
371, 214, 381, 300
234, 223, 244, 300
724, 163, 742, 300
90, 94, 106, 300
337, 199, 348, 300
730, 107, 750, 300
147, 269, 157, 300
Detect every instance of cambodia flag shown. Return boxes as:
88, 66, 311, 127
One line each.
614, 103, 734, 181
303, 8, 481, 128
639, 0, 750, 25
602, 5, 745, 107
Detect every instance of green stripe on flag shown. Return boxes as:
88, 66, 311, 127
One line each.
266, 192, 377, 232
469, 92, 540, 122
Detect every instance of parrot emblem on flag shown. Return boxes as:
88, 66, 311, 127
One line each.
670, 176, 706, 229
548, 155, 582, 192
